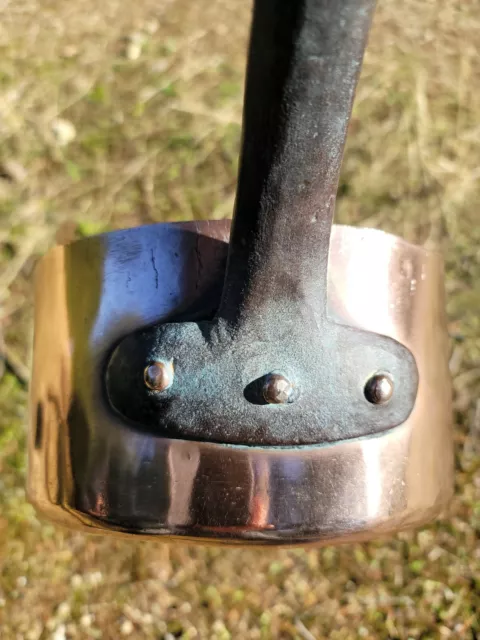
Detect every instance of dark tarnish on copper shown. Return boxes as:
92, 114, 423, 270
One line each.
106, 0, 419, 446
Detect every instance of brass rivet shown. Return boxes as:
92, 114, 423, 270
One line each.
364, 372, 394, 405
144, 361, 173, 392
263, 374, 295, 405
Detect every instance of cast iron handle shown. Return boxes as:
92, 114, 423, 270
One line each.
221, 0, 375, 322
106, 0, 419, 447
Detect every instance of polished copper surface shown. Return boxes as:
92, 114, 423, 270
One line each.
262, 374, 295, 405
144, 361, 174, 392
27, 221, 453, 544
364, 372, 394, 405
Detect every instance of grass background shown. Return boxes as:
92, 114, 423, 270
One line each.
0, 0, 479, 638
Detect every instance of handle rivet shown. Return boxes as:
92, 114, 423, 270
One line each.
144, 361, 173, 392
263, 374, 295, 405
364, 372, 394, 405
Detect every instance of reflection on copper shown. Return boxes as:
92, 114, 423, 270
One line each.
249, 458, 271, 528
167, 442, 200, 527
93, 490, 108, 518
361, 436, 384, 518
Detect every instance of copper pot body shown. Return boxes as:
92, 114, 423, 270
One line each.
27, 221, 453, 545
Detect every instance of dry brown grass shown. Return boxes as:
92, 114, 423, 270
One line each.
0, 0, 479, 639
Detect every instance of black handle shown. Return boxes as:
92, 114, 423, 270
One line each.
106, 0, 419, 448
218, 0, 376, 323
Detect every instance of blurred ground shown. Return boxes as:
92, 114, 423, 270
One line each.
0, 0, 479, 638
